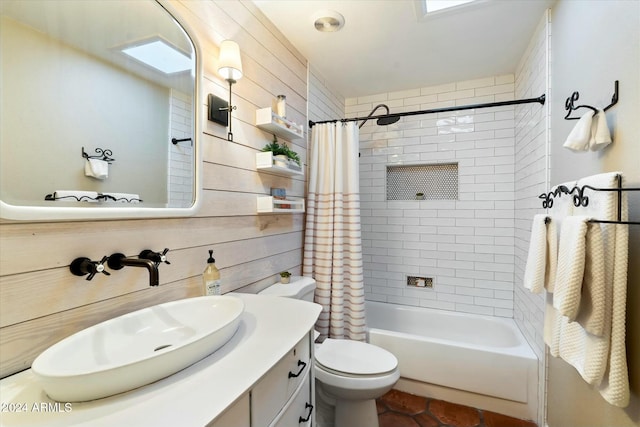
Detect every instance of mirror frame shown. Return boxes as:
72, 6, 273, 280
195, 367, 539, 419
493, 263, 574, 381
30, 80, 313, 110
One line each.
0, 0, 202, 221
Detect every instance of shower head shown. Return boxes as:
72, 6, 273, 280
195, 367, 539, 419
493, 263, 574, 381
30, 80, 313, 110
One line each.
376, 115, 401, 126
359, 104, 399, 128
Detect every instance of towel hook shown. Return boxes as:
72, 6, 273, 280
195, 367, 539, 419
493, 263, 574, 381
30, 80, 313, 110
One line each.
82, 146, 115, 163
171, 137, 193, 146
538, 174, 640, 225
564, 80, 619, 120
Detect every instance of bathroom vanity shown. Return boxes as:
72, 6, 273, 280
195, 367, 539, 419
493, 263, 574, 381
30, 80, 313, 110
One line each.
0, 294, 321, 427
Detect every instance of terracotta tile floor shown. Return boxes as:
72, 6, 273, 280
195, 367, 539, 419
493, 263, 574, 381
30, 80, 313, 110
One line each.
377, 389, 537, 427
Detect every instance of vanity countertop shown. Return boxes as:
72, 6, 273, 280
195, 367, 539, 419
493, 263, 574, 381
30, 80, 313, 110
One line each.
0, 294, 322, 427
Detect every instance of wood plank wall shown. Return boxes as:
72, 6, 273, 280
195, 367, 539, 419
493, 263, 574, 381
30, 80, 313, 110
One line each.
0, 0, 309, 378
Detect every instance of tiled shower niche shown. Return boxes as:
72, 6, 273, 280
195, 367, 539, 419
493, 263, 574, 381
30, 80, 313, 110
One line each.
386, 163, 458, 200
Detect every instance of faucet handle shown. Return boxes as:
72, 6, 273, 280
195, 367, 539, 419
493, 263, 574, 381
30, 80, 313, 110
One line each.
139, 248, 171, 266
70, 256, 111, 281
92, 256, 112, 280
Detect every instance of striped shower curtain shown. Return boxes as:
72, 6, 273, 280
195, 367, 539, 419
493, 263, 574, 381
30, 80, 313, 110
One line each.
303, 121, 366, 341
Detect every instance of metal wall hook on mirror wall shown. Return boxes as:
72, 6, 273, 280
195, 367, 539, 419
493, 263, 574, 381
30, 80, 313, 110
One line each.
564, 80, 619, 120
171, 137, 192, 146
82, 146, 115, 163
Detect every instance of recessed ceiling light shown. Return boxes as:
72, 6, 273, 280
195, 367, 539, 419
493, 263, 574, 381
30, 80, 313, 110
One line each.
120, 38, 192, 74
312, 10, 345, 33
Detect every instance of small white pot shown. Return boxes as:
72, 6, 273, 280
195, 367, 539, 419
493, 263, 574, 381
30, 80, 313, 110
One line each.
274, 154, 288, 168
280, 276, 291, 284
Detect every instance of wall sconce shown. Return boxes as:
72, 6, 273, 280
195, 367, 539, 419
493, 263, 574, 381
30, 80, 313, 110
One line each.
208, 40, 243, 142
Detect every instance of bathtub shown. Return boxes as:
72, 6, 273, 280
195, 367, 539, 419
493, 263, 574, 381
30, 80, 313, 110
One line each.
366, 301, 538, 418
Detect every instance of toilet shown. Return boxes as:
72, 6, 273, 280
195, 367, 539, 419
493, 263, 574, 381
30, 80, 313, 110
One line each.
259, 276, 399, 427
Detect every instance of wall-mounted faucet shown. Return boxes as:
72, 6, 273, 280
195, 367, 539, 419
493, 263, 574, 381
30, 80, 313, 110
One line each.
107, 253, 159, 287
139, 248, 171, 266
70, 248, 171, 286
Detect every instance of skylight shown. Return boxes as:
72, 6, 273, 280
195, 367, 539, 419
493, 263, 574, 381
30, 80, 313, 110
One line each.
424, 0, 477, 14
121, 39, 192, 74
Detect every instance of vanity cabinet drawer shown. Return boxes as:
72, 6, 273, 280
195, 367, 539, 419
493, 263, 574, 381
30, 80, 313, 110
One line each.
251, 334, 311, 427
272, 372, 312, 427
207, 393, 250, 427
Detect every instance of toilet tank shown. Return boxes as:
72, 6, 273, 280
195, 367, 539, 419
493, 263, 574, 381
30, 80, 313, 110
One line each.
258, 276, 316, 302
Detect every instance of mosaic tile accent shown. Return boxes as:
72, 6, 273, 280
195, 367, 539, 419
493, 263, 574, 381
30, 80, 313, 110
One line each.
386, 163, 458, 201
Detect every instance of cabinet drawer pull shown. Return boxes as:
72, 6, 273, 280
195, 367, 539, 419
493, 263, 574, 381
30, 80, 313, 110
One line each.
298, 402, 313, 423
288, 360, 307, 378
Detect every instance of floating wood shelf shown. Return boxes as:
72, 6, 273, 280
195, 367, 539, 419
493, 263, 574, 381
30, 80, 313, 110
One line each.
255, 152, 303, 177
257, 196, 305, 214
256, 108, 304, 141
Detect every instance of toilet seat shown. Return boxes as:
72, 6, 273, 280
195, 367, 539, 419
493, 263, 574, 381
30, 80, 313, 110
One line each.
315, 338, 398, 376
314, 338, 399, 391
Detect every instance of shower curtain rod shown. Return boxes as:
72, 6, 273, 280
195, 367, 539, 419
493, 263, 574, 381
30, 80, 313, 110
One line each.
308, 94, 546, 128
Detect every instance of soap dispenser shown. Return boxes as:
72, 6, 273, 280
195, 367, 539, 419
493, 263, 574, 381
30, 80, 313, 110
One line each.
203, 250, 221, 296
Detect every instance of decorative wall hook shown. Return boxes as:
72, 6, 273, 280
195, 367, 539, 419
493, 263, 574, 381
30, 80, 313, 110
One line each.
82, 146, 115, 163
538, 174, 639, 225
171, 137, 193, 146
564, 80, 619, 120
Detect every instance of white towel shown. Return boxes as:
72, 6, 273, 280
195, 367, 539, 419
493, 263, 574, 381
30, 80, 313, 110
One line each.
552, 216, 606, 337
544, 297, 561, 357
599, 192, 629, 407
101, 192, 141, 203
563, 110, 595, 151
84, 159, 109, 179
589, 110, 612, 151
523, 215, 557, 294
575, 221, 605, 336
523, 215, 548, 294
553, 216, 588, 320
578, 172, 629, 407
555, 172, 629, 407
546, 218, 558, 292
53, 190, 99, 202
544, 181, 575, 355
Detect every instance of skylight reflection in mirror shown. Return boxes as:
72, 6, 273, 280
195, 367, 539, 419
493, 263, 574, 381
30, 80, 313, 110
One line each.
425, 0, 477, 13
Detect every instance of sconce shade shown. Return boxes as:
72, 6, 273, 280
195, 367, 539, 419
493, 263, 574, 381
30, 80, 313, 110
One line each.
217, 40, 243, 81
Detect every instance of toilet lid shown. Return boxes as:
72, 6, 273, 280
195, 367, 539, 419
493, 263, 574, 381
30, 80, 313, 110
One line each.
258, 276, 315, 299
315, 339, 397, 375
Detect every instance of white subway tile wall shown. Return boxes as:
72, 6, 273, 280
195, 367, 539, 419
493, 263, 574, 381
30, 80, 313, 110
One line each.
350, 75, 517, 317
308, 65, 345, 123
513, 12, 550, 427
168, 89, 194, 207
513, 13, 550, 363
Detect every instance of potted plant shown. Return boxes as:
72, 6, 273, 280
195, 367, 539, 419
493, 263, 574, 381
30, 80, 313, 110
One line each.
280, 271, 292, 284
416, 192, 425, 200
262, 139, 300, 168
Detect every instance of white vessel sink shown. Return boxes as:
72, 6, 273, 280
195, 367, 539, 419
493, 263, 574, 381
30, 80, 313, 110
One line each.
31, 295, 244, 402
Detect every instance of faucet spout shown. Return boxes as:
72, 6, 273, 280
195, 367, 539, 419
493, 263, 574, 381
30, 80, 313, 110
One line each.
107, 253, 160, 286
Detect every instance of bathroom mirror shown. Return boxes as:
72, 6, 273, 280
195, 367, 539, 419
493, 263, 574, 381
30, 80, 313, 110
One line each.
0, 0, 201, 220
